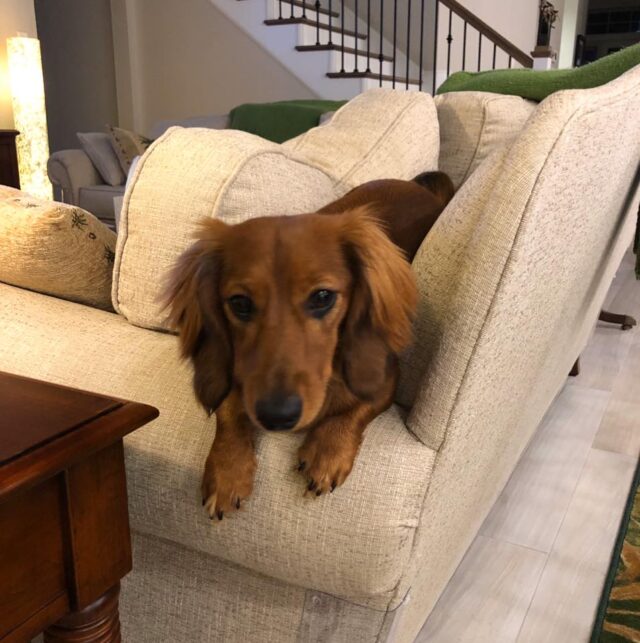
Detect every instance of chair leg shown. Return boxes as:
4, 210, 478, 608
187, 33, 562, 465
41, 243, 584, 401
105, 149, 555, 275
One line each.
569, 358, 580, 377
599, 309, 637, 331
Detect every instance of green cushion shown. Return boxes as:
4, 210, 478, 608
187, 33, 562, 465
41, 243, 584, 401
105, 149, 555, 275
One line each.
437, 43, 640, 102
229, 99, 347, 144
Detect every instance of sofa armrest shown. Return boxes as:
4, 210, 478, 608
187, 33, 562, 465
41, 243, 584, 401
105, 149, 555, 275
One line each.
48, 149, 102, 205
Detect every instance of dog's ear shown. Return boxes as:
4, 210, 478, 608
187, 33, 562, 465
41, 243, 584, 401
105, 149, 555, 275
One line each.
163, 219, 232, 414
339, 207, 418, 400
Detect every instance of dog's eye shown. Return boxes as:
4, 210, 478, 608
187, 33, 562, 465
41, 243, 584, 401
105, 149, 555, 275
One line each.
306, 289, 336, 318
228, 295, 254, 321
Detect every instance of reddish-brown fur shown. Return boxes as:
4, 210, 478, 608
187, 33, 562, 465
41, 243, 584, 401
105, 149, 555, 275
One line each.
165, 173, 453, 519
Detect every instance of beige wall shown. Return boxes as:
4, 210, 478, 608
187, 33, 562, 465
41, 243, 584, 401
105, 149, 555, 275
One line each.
0, 0, 37, 128
111, 0, 318, 136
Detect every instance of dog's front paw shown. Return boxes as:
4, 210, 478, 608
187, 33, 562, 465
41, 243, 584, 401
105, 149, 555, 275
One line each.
297, 429, 359, 497
201, 446, 257, 520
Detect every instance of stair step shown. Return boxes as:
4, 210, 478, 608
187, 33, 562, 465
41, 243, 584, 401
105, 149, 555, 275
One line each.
280, 0, 340, 18
264, 18, 368, 40
296, 44, 393, 62
327, 71, 421, 86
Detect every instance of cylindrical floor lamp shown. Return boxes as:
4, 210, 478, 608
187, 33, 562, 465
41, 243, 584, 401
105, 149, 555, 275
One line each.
7, 35, 51, 200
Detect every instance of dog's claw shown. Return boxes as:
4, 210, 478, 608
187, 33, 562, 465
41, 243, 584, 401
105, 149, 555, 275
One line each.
308, 480, 317, 491
217, 510, 224, 521
331, 481, 337, 492
297, 460, 306, 472
236, 498, 241, 510
315, 489, 322, 496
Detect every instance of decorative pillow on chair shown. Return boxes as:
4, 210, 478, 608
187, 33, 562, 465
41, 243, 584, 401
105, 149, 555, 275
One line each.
107, 125, 152, 174
77, 132, 126, 187
0, 189, 117, 311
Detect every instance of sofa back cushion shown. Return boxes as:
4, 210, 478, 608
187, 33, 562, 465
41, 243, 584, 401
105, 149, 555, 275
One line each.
435, 91, 536, 189
113, 89, 440, 330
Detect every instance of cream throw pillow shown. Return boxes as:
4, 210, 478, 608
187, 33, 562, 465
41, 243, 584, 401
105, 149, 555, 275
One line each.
0, 187, 117, 310
113, 89, 440, 330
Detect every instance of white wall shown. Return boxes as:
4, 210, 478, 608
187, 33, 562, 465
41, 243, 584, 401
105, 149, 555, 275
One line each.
111, 0, 318, 135
458, 0, 539, 55
0, 0, 37, 128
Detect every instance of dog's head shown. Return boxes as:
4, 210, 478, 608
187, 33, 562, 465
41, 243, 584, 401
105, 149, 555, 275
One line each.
164, 208, 417, 431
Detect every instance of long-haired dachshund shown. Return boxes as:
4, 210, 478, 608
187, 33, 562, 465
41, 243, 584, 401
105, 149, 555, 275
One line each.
165, 171, 454, 519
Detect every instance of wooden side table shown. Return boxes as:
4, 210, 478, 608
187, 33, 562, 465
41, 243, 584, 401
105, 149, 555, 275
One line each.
0, 372, 158, 642
0, 130, 20, 189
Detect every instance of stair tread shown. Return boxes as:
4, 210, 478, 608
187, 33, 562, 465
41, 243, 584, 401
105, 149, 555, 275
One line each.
284, 0, 340, 18
296, 44, 393, 62
327, 70, 421, 85
264, 18, 368, 40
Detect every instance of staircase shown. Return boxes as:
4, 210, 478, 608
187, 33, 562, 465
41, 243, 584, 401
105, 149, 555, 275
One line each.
216, 0, 534, 98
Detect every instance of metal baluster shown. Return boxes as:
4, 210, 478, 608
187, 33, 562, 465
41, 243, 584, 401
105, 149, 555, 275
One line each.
290, 0, 294, 20
508, 55, 512, 68
462, 21, 467, 70
406, 0, 412, 89
302, 0, 307, 19
341, 0, 346, 72
316, 0, 321, 44
392, 0, 398, 88
278, 0, 283, 20
328, 0, 333, 44
446, 8, 453, 79
354, 0, 359, 72
432, 0, 439, 94
379, 0, 384, 86
366, 0, 371, 72
477, 32, 482, 71
492, 42, 497, 69
418, 0, 425, 90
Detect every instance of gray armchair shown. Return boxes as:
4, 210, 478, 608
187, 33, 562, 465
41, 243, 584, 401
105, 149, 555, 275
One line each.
47, 114, 230, 226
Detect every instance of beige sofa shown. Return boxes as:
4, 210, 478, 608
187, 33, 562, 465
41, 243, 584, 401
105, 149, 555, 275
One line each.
2, 70, 640, 643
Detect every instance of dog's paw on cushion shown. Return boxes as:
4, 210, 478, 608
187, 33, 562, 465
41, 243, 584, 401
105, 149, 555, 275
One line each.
0, 189, 117, 311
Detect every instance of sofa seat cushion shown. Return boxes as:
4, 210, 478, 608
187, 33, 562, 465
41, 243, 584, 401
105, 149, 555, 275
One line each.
0, 187, 116, 311
435, 91, 536, 189
0, 283, 436, 609
78, 183, 125, 223
113, 89, 440, 331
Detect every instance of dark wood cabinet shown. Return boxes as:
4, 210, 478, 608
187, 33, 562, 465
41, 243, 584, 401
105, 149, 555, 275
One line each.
0, 130, 20, 189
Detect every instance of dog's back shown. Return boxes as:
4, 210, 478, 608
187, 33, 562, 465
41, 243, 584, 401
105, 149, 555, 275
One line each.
318, 171, 454, 261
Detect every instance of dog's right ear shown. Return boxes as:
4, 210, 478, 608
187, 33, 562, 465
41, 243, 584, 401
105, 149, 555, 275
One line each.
163, 219, 232, 415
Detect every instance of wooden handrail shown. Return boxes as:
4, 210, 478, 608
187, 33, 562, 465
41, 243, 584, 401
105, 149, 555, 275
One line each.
438, 0, 534, 68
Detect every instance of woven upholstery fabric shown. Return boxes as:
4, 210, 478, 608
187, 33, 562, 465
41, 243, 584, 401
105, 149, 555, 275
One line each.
0, 282, 435, 608
435, 91, 536, 189
122, 531, 396, 643
112, 128, 338, 330
0, 188, 116, 311
283, 89, 439, 191
387, 67, 640, 643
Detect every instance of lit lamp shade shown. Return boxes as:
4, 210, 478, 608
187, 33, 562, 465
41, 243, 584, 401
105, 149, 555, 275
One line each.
7, 36, 51, 200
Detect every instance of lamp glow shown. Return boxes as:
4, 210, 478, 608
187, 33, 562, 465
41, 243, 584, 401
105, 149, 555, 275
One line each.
7, 36, 51, 200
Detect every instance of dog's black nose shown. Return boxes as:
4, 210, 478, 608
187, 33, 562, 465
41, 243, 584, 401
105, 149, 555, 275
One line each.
255, 394, 302, 431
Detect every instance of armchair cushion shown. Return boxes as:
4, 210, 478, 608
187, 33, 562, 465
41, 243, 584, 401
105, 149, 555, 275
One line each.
0, 186, 116, 310
113, 89, 440, 331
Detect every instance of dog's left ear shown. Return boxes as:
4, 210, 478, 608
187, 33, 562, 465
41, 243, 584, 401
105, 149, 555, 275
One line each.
339, 207, 418, 399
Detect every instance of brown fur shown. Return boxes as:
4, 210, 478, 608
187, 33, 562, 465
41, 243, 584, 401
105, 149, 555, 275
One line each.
165, 175, 453, 518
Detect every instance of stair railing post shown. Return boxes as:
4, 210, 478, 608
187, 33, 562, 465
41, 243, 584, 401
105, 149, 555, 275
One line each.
405, 0, 412, 89
328, 0, 333, 45
341, 0, 345, 72
477, 32, 482, 71
446, 7, 452, 79
379, 0, 384, 86
354, 0, 359, 71
392, 0, 398, 88
315, 0, 321, 44
462, 20, 467, 70
366, 0, 371, 72
432, 0, 439, 94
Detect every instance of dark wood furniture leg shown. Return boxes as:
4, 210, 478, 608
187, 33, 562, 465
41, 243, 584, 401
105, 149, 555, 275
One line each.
569, 358, 580, 377
43, 584, 121, 643
599, 309, 637, 331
